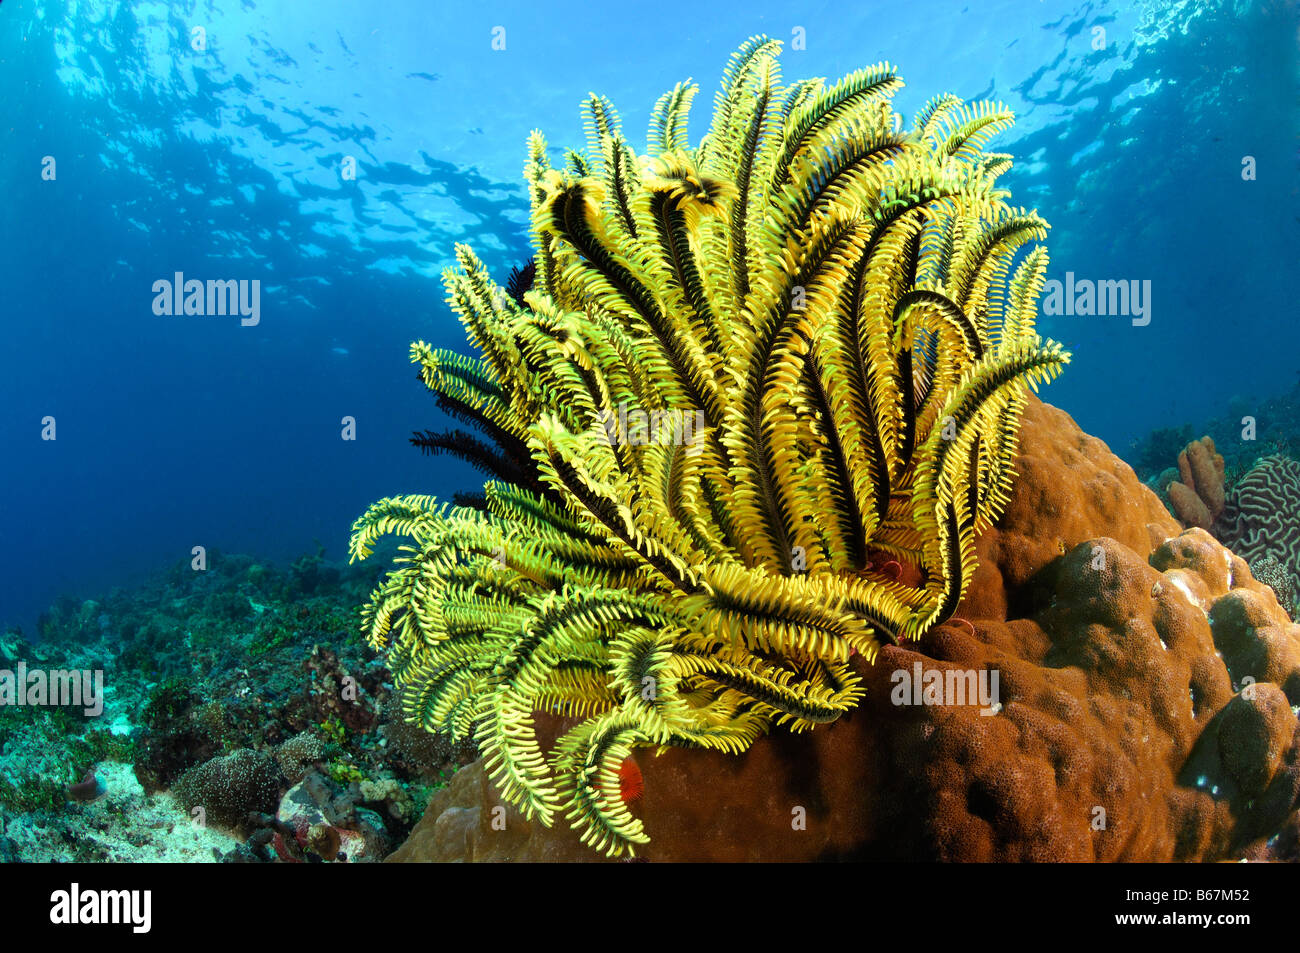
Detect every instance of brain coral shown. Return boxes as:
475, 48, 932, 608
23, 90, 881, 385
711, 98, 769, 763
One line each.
1215, 453, 1300, 618
390, 399, 1300, 862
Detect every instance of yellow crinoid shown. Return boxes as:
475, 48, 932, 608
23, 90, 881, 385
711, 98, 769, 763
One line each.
350, 36, 1069, 857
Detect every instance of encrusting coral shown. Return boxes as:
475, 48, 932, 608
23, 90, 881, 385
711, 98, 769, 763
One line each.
351, 36, 1068, 856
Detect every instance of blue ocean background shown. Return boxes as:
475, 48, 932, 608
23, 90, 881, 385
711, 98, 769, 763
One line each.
0, 0, 1296, 636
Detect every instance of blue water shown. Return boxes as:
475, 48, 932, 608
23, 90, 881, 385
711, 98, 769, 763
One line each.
1, 0, 1296, 634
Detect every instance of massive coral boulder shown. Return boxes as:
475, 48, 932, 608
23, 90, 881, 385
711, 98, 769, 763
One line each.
390, 399, 1300, 862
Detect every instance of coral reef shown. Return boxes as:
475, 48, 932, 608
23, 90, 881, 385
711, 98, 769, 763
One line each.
0, 762, 243, 863
0, 547, 461, 862
392, 399, 1300, 862
1129, 382, 1300, 485
1136, 409, 1300, 622
134, 678, 216, 793
1166, 435, 1225, 529
353, 36, 1068, 856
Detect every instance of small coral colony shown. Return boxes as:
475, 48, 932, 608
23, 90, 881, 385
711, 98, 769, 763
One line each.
350, 36, 1069, 856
